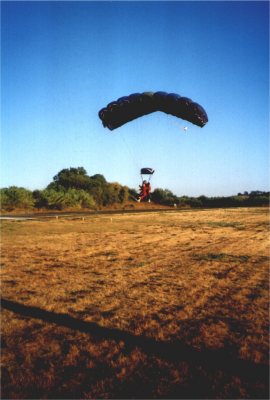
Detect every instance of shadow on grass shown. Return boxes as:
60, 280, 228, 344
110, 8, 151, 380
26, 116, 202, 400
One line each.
1, 298, 268, 387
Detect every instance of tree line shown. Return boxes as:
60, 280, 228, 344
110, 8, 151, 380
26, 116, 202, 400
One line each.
0, 168, 130, 211
0, 167, 269, 211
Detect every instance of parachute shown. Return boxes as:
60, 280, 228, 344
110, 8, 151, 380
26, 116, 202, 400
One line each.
140, 168, 154, 184
98, 91, 208, 130
140, 168, 155, 175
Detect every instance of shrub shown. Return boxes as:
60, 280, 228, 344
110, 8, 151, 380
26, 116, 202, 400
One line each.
151, 188, 179, 206
0, 187, 34, 210
33, 188, 96, 210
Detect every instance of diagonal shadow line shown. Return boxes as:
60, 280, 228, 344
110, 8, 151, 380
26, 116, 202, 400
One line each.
1, 298, 268, 382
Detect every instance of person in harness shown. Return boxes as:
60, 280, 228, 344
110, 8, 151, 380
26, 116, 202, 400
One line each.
145, 181, 151, 202
137, 168, 154, 202
138, 180, 147, 201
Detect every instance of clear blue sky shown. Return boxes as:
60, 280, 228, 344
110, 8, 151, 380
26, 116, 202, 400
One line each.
1, 0, 269, 196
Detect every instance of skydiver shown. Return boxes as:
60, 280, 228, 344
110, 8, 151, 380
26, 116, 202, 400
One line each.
138, 181, 152, 202
137, 180, 147, 202
145, 182, 151, 202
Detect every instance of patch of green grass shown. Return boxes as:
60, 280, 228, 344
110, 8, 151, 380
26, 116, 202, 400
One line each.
205, 222, 245, 229
137, 262, 146, 267
126, 262, 146, 268
193, 253, 250, 262
255, 222, 270, 231
103, 251, 118, 257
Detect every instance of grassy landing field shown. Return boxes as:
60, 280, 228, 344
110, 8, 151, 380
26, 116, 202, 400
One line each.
1, 207, 269, 399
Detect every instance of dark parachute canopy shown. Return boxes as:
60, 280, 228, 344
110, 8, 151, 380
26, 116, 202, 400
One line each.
98, 91, 208, 130
140, 168, 155, 175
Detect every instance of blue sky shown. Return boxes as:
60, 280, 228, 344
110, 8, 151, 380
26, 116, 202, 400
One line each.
1, 1, 269, 196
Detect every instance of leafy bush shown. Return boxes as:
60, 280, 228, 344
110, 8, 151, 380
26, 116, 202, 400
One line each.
0, 187, 34, 211
185, 198, 203, 208
102, 183, 129, 206
33, 188, 96, 210
128, 188, 139, 201
151, 188, 179, 206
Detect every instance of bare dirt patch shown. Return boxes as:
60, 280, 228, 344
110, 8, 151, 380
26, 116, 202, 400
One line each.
1, 207, 269, 398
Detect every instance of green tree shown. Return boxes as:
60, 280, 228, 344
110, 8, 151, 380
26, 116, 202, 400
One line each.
90, 174, 107, 184
47, 168, 110, 207
48, 167, 92, 191
128, 188, 139, 201
102, 183, 126, 206
185, 197, 203, 208
34, 189, 66, 210
119, 186, 129, 203
151, 188, 179, 206
0, 187, 34, 210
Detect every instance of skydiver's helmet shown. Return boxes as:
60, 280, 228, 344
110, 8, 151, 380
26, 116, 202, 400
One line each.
143, 180, 147, 184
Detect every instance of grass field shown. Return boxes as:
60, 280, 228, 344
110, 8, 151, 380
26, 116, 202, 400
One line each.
1, 207, 269, 399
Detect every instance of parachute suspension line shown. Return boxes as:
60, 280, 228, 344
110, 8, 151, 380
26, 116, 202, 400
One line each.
141, 174, 149, 183
118, 131, 140, 172
141, 173, 153, 184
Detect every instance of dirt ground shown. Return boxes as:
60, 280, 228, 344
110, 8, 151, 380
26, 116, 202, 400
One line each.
1, 207, 269, 399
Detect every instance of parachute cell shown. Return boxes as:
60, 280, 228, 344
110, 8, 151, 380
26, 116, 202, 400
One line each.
98, 91, 208, 130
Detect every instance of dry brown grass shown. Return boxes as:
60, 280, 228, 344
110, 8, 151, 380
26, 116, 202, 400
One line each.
1, 207, 269, 399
